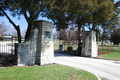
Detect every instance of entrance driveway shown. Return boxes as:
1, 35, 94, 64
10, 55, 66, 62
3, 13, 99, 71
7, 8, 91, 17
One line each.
54, 53, 120, 80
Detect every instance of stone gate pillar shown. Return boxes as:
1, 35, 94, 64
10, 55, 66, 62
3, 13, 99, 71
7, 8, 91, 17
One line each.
14, 20, 54, 66
34, 20, 54, 65
81, 31, 98, 57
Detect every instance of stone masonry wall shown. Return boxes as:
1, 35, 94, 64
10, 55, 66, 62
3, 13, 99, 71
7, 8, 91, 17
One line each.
15, 27, 38, 66
91, 31, 98, 57
15, 20, 54, 66
82, 31, 92, 57
34, 20, 54, 65
81, 31, 98, 57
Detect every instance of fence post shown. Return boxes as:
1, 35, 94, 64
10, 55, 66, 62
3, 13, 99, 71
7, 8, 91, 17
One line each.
102, 45, 103, 54
107, 46, 108, 52
112, 45, 113, 52
11, 35, 13, 55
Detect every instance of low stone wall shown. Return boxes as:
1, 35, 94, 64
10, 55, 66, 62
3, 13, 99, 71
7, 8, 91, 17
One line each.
15, 27, 38, 66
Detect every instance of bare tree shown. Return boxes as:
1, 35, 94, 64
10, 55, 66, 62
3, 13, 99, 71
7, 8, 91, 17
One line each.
71, 29, 77, 40
65, 26, 77, 41
53, 31, 60, 40
66, 29, 71, 40
10, 28, 17, 37
58, 29, 67, 40
0, 21, 8, 37
21, 29, 26, 38
53, 32, 58, 40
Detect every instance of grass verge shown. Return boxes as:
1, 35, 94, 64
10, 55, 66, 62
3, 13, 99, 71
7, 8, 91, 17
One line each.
100, 53, 120, 60
113, 46, 120, 52
0, 64, 98, 80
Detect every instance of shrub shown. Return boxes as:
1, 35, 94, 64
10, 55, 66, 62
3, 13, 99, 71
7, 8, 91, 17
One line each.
67, 46, 73, 51
0, 37, 3, 41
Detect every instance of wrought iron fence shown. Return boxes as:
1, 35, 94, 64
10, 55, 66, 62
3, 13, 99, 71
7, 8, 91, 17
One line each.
98, 45, 113, 55
98, 45, 120, 55
0, 42, 15, 55
0, 37, 15, 55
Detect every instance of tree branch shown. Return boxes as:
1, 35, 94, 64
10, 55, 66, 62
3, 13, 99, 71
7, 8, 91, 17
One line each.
0, 6, 18, 30
24, 11, 29, 22
0, 6, 21, 43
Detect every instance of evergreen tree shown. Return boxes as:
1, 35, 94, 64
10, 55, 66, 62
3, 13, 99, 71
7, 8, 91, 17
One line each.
46, 0, 93, 55
111, 28, 120, 46
0, 0, 22, 42
0, 0, 8, 16
0, 0, 54, 42
46, 0, 118, 55
99, 0, 120, 45
87, 0, 116, 31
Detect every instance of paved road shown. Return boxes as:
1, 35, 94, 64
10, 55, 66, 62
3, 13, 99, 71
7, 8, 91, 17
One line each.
54, 53, 120, 80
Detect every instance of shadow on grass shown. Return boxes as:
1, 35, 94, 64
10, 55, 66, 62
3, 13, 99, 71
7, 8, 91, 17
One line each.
0, 54, 15, 67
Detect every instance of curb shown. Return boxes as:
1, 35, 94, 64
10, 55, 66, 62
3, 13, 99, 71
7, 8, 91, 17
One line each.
94, 74, 101, 80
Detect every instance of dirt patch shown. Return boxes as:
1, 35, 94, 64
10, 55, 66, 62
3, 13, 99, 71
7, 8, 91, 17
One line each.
98, 52, 112, 55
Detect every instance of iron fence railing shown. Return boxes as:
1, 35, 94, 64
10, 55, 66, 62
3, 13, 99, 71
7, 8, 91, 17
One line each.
0, 36, 15, 55
98, 45, 120, 55
0, 42, 14, 55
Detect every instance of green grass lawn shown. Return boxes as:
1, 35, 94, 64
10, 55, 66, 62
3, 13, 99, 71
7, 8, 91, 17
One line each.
100, 53, 120, 60
54, 41, 60, 50
113, 46, 120, 52
0, 64, 98, 80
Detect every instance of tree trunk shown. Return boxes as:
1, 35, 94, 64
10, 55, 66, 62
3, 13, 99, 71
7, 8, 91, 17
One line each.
88, 23, 91, 31
101, 40, 104, 46
92, 13, 96, 31
16, 25, 21, 43
0, 6, 21, 43
77, 23, 82, 56
92, 20, 95, 31
25, 23, 32, 40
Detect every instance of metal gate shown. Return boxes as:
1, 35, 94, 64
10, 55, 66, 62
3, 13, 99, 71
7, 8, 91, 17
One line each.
98, 45, 113, 55
0, 37, 15, 55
